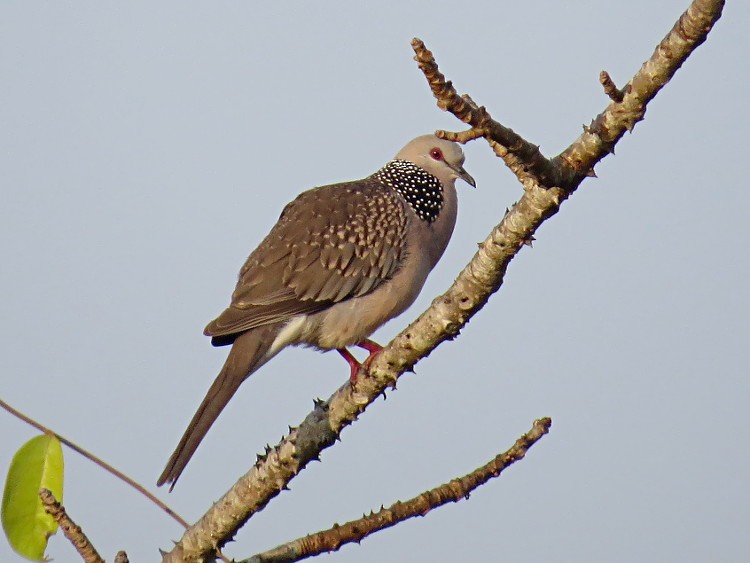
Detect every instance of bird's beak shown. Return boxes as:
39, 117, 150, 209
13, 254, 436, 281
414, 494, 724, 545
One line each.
454, 164, 476, 188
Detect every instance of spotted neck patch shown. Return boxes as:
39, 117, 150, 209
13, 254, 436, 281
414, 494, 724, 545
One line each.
374, 159, 444, 223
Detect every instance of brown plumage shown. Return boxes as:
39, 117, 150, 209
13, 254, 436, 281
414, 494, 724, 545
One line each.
158, 135, 474, 489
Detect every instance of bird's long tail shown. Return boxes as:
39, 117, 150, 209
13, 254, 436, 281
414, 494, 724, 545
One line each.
157, 325, 281, 489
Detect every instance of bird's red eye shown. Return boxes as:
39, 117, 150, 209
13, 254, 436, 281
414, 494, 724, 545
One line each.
429, 148, 443, 161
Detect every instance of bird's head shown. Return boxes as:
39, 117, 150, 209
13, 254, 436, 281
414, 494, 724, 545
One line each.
395, 134, 476, 188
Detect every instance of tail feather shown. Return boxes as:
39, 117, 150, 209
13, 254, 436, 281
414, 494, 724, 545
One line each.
157, 325, 281, 489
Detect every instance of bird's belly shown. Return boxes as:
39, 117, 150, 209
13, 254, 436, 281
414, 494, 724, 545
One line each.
309, 268, 430, 350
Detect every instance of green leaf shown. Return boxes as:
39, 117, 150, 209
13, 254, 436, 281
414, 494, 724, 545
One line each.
2, 434, 64, 561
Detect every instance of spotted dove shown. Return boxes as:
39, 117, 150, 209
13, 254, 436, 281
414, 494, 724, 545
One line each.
158, 134, 475, 488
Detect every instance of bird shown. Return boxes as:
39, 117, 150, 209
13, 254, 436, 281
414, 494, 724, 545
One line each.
157, 134, 475, 489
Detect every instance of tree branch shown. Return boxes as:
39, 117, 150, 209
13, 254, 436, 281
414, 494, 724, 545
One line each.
245, 418, 551, 563
40, 488, 104, 563
161, 1, 724, 560
555, 0, 724, 181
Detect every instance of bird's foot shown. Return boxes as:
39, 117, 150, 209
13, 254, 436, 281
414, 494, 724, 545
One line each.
357, 339, 382, 375
356, 338, 383, 356
337, 339, 383, 383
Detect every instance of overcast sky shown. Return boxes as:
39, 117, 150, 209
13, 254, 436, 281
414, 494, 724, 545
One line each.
2, 2, 748, 562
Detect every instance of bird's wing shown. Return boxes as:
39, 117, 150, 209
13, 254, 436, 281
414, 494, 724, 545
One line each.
204, 178, 409, 341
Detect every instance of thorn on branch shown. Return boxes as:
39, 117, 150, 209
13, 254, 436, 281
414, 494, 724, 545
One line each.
461, 93, 479, 110
599, 70, 625, 103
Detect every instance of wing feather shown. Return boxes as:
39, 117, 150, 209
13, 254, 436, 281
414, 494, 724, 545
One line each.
204, 178, 410, 343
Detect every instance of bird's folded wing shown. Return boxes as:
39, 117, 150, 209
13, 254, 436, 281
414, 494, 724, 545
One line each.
204, 179, 409, 339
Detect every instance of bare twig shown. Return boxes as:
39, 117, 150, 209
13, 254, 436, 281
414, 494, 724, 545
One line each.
161, 1, 724, 560
0, 397, 189, 529
246, 418, 551, 563
411, 38, 570, 188
599, 70, 625, 102
40, 488, 104, 563
437, 127, 486, 144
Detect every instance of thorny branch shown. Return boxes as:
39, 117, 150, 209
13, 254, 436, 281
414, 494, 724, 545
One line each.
246, 418, 551, 563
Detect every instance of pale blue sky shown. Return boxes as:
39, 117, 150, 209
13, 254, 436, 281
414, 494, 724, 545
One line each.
2, 2, 748, 561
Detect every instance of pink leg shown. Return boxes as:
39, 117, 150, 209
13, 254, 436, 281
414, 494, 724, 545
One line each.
356, 338, 383, 355
357, 338, 383, 373
337, 339, 383, 383
337, 348, 362, 383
